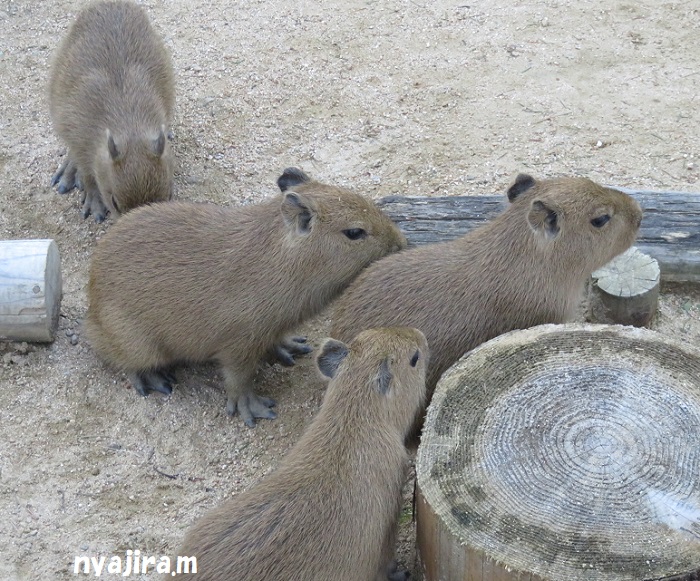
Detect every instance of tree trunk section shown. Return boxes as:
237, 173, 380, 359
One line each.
588, 246, 660, 327
416, 323, 700, 581
0, 239, 62, 342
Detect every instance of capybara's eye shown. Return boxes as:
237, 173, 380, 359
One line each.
343, 228, 367, 240
410, 350, 420, 367
590, 214, 611, 228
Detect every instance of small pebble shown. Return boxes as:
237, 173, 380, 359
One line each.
70, 335, 79, 346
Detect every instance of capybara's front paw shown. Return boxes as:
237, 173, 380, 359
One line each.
270, 336, 313, 367
51, 157, 79, 194
128, 370, 173, 397
228, 391, 277, 428
386, 560, 410, 581
81, 188, 109, 223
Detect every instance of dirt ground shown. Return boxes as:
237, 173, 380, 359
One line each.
1, 0, 699, 579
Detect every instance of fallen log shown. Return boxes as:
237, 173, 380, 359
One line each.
0, 239, 62, 342
378, 188, 700, 283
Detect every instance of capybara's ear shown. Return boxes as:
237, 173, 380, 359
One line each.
106, 129, 122, 161
316, 339, 349, 379
528, 199, 561, 240
374, 357, 394, 395
281, 192, 316, 234
507, 173, 536, 202
277, 167, 311, 192
151, 125, 166, 157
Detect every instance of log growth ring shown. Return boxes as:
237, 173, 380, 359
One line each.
417, 323, 700, 581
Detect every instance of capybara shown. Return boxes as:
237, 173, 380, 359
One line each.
179, 327, 429, 581
331, 173, 643, 397
49, 0, 175, 222
85, 168, 407, 426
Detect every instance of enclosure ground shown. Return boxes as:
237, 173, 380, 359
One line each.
0, 0, 699, 579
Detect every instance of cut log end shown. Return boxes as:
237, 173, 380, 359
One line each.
416, 324, 700, 581
0, 239, 62, 342
588, 246, 660, 327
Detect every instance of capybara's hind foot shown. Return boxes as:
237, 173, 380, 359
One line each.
159, 368, 177, 385
386, 561, 410, 581
271, 336, 313, 367
227, 391, 277, 428
129, 370, 173, 396
81, 188, 109, 223
51, 157, 79, 194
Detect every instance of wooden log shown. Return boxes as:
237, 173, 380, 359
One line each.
416, 323, 700, 581
0, 240, 62, 342
378, 188, 700, 283
587, 246, 660, 327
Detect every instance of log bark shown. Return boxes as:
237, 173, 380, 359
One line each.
0, 239, 62, 342
588, 246, 660, 327
378, 188, 700, 283
416, 323, 700, 581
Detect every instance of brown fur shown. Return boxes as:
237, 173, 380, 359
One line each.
178, 327, 429, 581
48, 0, 175, 222
331, 174, 643, 394
85, 169, 407, 426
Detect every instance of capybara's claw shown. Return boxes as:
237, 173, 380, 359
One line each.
128, 371, 173, 396
230, 391, 277, 427
270, 336, 313, 366
52, 158, 79, 193
272, 345, 296, 367
81, 189, 109, 223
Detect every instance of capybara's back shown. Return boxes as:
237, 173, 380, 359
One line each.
49, 0, 174, 222
331, 174, 643, 392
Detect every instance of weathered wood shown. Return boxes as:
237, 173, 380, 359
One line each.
378, 188, 700, 283
588, 246, 660, 327
417, 323, 700, 581
416, 488, 547, 581
0, 239, 62, 342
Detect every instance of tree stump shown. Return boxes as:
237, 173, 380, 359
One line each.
587, 246, 661, 327
0, 239, 62, 342
588, 246, 660, 327
416, 324, 700, 581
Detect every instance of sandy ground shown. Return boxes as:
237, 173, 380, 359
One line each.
1, 0, 699, 579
